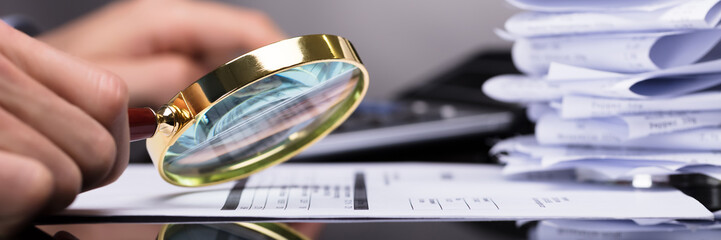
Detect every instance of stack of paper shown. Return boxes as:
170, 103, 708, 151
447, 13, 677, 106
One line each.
485, 0, 721, 183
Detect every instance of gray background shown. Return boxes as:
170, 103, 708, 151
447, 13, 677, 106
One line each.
0, 0, 516, 100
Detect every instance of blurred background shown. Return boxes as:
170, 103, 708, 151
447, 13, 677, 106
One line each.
0, 0, 516, 100
3, 0, 529, 164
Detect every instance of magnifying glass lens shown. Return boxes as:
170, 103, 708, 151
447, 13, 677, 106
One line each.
162, 62, 361, 183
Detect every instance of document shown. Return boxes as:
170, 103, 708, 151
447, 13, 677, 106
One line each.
505, 0, 721, 37
493, 136, 721, 182
527, 102, 556, 122
566, 73, 721, 99
559, 91, 721, 119
506, 0, 687, 12
513, 30, 721, 75
42, 163, 713, 223
482, 75, 563, 102
501, 154, 682, 182
547, 58, 721, 82
617, 111, 721, 138
494, 143, 721, 183
535, 113, 721, 150
546, 62, 629, 81
483, 71, 721, 101
546, 110, 721, 139
546, 61, 721, 100
491, 135, 721, 168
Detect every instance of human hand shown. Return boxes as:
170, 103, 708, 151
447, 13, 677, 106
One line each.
0, 22, 129, 236
40, 0, 286, 107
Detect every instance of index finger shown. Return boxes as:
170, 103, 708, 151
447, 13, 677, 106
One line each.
0, 22, 129, 130
0, 22, 130, 188
146, 1, 286, 61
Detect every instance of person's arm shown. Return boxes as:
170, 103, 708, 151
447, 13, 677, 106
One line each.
38, 0, 286, 107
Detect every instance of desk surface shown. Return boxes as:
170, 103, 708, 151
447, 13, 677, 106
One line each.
35, 222, 524, 240
35, 220, 721, 239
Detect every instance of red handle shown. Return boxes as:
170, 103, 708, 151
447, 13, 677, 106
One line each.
128, 108, 157, 141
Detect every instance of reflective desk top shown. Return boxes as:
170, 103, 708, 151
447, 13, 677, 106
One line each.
32, 220, 721, 240
34, 222, 527, 240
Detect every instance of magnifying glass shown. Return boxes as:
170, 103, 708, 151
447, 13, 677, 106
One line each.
158, 223, 307, 240
128, 34, 368, 187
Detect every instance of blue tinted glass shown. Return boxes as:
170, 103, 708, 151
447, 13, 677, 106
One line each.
164, 62, 359, 174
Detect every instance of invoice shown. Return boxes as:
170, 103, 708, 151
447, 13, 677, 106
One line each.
44, 163, 713, 223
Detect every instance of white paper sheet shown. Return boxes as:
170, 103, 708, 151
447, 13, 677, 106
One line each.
506, 0, 687, 12
497, 150, 700, 186
546, 62, 629, 81
513, 30, 721, 75
527, 102, 556, 122
552, 71, 721, 99
505, 0, 721, 37
621, 111, 721, 138
498, 152, 681, 182
484, 70, 721, 102
540, 110, 721, 140
535, 113, 721, 150
482, 75, 564, 102
575, 73, 721, 99
547, 58, 721, 82
45, 163, 712, 223
560, 91, 721, 118
492, 135, 721, 167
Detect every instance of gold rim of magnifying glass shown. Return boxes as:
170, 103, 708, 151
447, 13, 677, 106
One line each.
157, 223, 309, 240
146, 34, 368, 187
